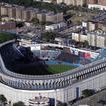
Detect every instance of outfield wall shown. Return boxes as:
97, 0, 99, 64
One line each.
25, 43, 99, 59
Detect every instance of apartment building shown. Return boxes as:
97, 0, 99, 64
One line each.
45, 12, 63, 23
87, 0, 98, 4
72, 32, 87, 42
88, 0, 106, 10
34, 0, 86, 6
0, 3, 63, 23
0, 5, 8, 16
87, 31, 106, 47
88, 0, 106, 6
88, 21, 106, 32
88, 12, 106, 32
72, 30, 106, 47
56, 0, 86, 6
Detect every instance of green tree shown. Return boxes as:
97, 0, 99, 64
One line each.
16, 22, 24, 28
13, 101, 25, 106
57, 101, 67, 106
82, 89, 95, 97
3, 0, 66, 13
42, 32, 56, 42
0, 95, 7, 104
31, 18, 39, 25
83, 40, 89, 47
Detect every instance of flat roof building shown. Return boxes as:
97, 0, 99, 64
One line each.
0, 3, 63, 23
88, 0, 106, 10
88, 12, 106, 31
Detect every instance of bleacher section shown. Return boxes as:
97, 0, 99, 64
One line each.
32, 50, 61, 60
56, 52, 80, 64
33, 45, 91, 65
0, 43, 51, 75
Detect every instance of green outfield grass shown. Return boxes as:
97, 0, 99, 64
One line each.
0, 32, 15, 43
47, 64, 76, 74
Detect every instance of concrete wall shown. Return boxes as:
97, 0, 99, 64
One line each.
0, 71, 106, 105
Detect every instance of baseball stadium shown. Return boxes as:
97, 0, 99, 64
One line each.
0, 33, 106, 105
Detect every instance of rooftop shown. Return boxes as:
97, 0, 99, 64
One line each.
92, 12, 106, 23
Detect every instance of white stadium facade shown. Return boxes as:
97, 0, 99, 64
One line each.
0, 40, 106, 105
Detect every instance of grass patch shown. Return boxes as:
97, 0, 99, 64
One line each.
47, 64, 76, 74
0, 32, 16, 43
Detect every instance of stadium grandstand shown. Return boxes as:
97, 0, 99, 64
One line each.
0, 40, 106, 105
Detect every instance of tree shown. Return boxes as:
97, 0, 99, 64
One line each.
31, 18, 39, 25
3, 0, 66, 13
82, 89, 95, 97
83, 40, 89, 47
16, 22, 24, 28
0, 95, 7, 104
13, 101, 25, 106
42, 32, 56, 42
98, 100, 106, 106
57, 101, 67, 106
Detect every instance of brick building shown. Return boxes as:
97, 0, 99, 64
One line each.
0, 3, 63, 23
56, 0, 86, 6
88, 0, 106, 10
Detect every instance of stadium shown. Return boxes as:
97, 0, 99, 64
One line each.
0, 40, 106, 105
